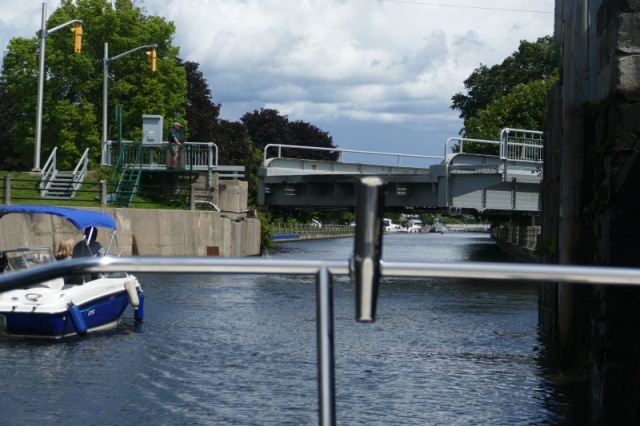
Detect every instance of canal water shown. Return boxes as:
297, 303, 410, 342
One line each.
0, 232, 604, 424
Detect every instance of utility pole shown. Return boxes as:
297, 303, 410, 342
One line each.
33, 2, 82, 172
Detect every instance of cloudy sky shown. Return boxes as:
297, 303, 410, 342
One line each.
1, 0, 555, 163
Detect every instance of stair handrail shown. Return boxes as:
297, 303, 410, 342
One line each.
110, 142, 144, 206
71, 148, 90, 194
126, 143, 145, 206
39, 147, 58, 194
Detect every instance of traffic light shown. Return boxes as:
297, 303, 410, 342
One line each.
146, 49, 157, 72
71, 23, 83, 53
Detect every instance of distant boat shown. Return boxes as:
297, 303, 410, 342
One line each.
406, 219, 424, 233
382, 218, 406, 233
431, 219, 448, 234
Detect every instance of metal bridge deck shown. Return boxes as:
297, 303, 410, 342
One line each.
258, 129, 543, 214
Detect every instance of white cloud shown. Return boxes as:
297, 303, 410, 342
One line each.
0, 0, 554, 157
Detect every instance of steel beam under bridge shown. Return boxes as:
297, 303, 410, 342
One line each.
259, 152, 543, 214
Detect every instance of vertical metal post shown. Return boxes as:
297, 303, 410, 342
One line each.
102, 42, 109, 165
316, 265, 335, 426
33, 2, 47, 172
351, 176, 386, 322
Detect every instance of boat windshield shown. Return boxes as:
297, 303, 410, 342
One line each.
0, 248, 56, 273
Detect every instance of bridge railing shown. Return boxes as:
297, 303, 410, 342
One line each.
444, 137, 500, 157
500, 128, 544, 162
106, 140, 219, 169
105, 141, 244, 181
263, 144, 443, 167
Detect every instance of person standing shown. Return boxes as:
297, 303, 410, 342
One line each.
72, 227, 105, 258
68, 227, 105, 284
168, 121, 183, 169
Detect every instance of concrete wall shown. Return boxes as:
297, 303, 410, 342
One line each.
0, 208, 261, 257
541, 0, 640, 416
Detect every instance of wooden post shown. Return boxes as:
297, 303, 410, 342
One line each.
189, 183, 196, 211
100, 180, 107, 207
3, 175, 10, 205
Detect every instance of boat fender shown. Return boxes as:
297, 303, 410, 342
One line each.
125, 276, 140, 308
69, 304, 87, 336
134, 293, 144, 322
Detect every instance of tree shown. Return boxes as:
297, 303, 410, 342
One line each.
0, 87, 28, 170
0, 0, 186, 170
451, 36, 560, 126
288, 120, 339, 161
463, 78, 558, 143
181, 59, 221, 143
241, 108, 339, 161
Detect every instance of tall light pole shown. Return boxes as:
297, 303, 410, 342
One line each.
101, 42, 157, 166
33, 2, 82, 172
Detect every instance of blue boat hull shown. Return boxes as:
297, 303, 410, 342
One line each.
1, 292, 133, 339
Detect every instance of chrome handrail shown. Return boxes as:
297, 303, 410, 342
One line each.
2, 256, 640, 426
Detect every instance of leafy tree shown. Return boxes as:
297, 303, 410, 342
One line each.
0, 87, 28, 170
181, 59, 221, 143
179, 59, 262, 203
241, 108, 290, 153
463, 78, 558, 143
0, 0, 186, 170
288, 120, 339, 161
241, 108, 339, 161
451, 36, 560, 126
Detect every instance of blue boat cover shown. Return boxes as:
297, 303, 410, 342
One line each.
0, 205, 116, 230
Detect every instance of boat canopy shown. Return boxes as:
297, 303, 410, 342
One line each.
0, 205, 116, 230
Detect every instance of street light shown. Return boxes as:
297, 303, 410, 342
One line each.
101, 42, 157, 166
33, 2, 82, 172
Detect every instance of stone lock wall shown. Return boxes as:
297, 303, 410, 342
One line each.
541, 0, 640, 416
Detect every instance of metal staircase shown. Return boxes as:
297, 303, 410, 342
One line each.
40, 148, 89, 199
109, 142, 144, 207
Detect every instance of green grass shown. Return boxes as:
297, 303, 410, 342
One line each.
0, 171, 178, 209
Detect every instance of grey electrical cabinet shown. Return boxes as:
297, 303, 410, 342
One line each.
142, 114, 164, 145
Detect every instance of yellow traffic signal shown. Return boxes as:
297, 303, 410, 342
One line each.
146, 49, 157, 72
71, 23, 83, 53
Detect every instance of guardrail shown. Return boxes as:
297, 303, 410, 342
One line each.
263, 144, 443, 167
271, 223, 355, 236
106, 140, 244, 180
2, 255, 640, 425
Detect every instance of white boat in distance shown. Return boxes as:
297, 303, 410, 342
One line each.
382, 218, 406, 233
0, 205, 143, 339
406, 219, 424, 233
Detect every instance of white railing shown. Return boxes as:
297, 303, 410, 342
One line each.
106, 140, 219, 169
263, 144, 443, 167
106, 140, 244, 181
70, 148, 90, 196
39, 147, 58, 192
500, 128, 544, 162
444, 137, 500, 157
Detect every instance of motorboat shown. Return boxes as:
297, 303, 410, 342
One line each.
431, 219, 448, 234
0, 205, 143, 339
406, 219, 424, 233
382, 218, 406, 233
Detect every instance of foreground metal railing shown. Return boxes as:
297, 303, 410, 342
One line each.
3, 256, 640, 425
3, 178, 640, 425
